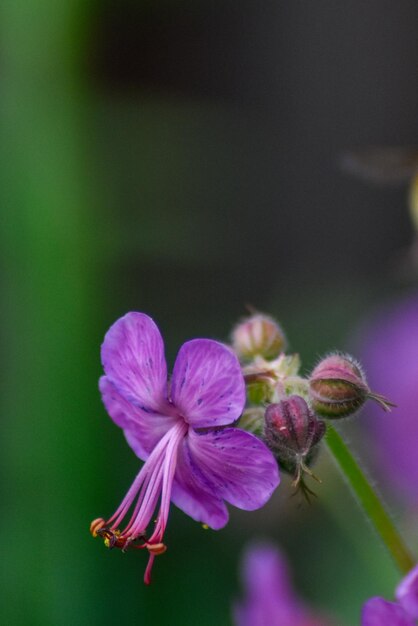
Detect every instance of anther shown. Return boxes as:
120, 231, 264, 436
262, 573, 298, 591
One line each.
146, 542, 167, 556
90, 518, 106, 537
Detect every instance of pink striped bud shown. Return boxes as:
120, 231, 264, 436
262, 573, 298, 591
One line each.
264, 395, 325, 486
309, 353, 394, 419
232, 314, 286, 361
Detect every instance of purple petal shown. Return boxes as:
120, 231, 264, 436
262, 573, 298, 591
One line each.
101, 312, 167, 412
171, 437, 229, 529
396, 564, 418, 619
186, 427, 279, 510
100, 376, 177, 460
361, 598, 416, 626
171, 339, 245, 428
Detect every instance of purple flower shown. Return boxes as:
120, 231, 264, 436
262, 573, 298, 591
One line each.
359, 294, 418, 502
362, 564, 418, 625
90, 313, 279, 584
234, 543, 334, 626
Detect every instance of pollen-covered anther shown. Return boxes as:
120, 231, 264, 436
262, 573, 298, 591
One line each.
97, 528, 146, 551
145, 542, 167, 556
102, 529, 121, 549
90, 518, 106, 537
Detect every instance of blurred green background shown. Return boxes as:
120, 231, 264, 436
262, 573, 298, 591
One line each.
2, 1, 418, 624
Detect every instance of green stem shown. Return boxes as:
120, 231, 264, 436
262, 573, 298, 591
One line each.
325, 424, 415, 575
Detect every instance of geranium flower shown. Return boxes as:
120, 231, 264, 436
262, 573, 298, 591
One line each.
234, 543, 334, 626
362, 564, 418, 625
90, 313, 279, 583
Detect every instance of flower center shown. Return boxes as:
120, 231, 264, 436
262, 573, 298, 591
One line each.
90, 419, 188, 584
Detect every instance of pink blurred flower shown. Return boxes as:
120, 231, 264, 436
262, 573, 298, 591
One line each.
234, 543, 334, 626
362, 564, 418, 625
359, 294, 418, 503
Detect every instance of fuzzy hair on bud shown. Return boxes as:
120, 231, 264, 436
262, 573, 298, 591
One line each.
264, 395, 326, 487
309, 352, 394, 419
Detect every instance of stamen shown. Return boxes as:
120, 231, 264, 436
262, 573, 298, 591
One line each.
106, 434, 168, 529
147, 420, 186, 546
144, 555, 155, 586
90, 419, 188, 583
125, 463, 165, 538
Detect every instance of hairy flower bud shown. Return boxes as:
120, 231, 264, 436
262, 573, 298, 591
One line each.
264, 395, 326, 487
309, 352, 394, 418
232, 313, 286, 361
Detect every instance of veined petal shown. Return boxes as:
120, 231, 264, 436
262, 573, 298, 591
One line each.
361, 598, 415, 626
186, 428, 280, 510
101, 312, 167, 411
396, 564, 418, 619
171, 437, 229, 530
171, 339, 245, 427
100, 376, 177, 460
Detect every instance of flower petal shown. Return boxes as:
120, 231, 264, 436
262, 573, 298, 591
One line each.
171, 339, 245, 427
396, 564, 418, 619
101, 312, 167, 411
100, 376, 177, 460
186, 427, 279, 510
361, 598, 415, 626
171, 437, 229, 530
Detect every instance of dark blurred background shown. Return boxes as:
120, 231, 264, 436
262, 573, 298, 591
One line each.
2, 1, 418, 624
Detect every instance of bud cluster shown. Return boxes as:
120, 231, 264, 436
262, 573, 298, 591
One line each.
231, 312, 394, 494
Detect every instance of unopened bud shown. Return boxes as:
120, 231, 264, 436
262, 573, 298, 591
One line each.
232, 313, 286, 360
309, 352, 394, 419
264, 395, 326, 486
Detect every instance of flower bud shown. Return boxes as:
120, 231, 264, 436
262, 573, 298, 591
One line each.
309, 352, 394, 418
264, 395, 326, 486
232, 313, 286, 361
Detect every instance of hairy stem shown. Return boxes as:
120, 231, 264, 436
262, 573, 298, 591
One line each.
325, 424, 414, 575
